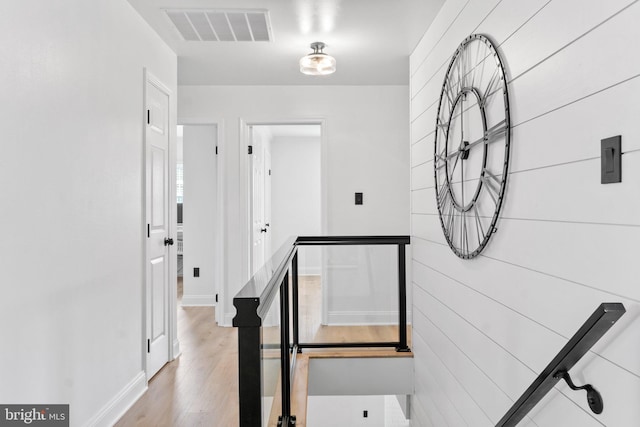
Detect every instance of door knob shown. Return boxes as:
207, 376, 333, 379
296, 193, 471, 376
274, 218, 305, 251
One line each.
164, 238, 174, 246
260, 228, 267, 233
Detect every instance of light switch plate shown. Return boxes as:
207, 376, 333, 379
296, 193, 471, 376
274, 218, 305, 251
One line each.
601, 136, 621, 184
355, 192, 363, 205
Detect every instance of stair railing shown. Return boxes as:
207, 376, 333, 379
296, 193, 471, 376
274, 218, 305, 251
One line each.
496, 302, 625, 427
233, 235, 410, 427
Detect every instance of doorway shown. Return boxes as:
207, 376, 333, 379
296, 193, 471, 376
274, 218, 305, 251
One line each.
248, 124, 322, 274
177, 124, 220, 315
247, 123, 324, 338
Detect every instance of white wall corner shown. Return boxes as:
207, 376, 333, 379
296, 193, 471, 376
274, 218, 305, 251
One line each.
83, 371, 146, 427
181, 295, 217, 306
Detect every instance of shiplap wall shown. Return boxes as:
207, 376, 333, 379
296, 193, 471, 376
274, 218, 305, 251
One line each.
409, 1, 640, 426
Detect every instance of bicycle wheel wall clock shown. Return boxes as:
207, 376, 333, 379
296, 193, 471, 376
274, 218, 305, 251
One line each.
433, 34, 511, 259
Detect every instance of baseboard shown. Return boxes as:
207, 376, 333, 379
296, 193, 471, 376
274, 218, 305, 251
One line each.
181, 294, 216, 306
326, 310, 413, 325
84, 371, 146, 427
172, 338, 182, 359
223, 312, 235, 327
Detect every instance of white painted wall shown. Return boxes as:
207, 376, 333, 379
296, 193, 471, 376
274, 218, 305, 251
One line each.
324, 245, 403, 325
308, 395, 385, 427
308, 395, 410, 427
182, 125, 218, 306
308, 357, 413, 396
410, 1, 640, 426
178, 86, 410, 325
270, 135, 322, 275
0, 1, 176, 426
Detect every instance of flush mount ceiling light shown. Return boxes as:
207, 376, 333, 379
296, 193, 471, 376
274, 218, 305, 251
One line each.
299, 42, 336, 76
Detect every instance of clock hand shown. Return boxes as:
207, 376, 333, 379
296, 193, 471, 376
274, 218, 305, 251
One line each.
443, 130, 487, 160
463, 133, 485, 151
453, 119, 508, 158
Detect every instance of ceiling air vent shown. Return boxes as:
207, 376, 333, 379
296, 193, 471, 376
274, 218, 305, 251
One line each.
165, 9, 272, 42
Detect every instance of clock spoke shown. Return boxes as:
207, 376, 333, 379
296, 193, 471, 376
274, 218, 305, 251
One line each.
471, 39, 482, 89
461, 210, 468, 254
485, 119, 507, 143
473, 205, 486, 243
445, 79, 456, 106
447, 149, 460, 176
481, 67, 500, 108
446, 210, 454, 241
476, 43, 488, 96
458, 46, 468, 90
437, 117, 450, 132
437, 183, 450, 204
446, 199, 456, 240
435, 144, 449, 166
481, 168, 502, 205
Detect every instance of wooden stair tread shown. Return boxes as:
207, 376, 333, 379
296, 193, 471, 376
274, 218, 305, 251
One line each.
300, 348, 413, 359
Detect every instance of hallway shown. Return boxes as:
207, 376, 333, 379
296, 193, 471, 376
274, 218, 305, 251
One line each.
116, 279, 239, 426
116, 275, 407, 426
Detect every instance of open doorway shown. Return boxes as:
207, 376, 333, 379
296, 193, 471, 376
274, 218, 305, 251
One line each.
249, 123, 323, 338
177, 124, 219, 313
176, 126, 184, 285
249, 124, 322, 269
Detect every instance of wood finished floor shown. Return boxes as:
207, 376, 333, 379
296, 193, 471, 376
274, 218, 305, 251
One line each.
116, 278, 239, 426
116, 276, 410, 426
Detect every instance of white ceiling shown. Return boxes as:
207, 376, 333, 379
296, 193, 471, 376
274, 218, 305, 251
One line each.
127, 0, 444, 86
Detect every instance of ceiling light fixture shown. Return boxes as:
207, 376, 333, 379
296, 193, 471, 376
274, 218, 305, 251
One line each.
299, 42, 336, 76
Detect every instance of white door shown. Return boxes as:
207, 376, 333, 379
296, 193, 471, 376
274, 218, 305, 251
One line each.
264, 148, 272, 259
250, 127, 266, 275
145, 77, 171, 379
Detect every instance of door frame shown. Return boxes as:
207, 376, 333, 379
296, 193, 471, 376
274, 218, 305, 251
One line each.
177, 118, 225, 326
142, 69, 178, 378
239, 118, 327, 288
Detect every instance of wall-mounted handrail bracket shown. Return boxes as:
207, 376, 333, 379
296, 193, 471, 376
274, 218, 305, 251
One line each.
554, 370, 603, 414
496, 302, 625, 427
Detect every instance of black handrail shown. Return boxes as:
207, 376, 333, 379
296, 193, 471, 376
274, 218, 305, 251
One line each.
496, 302, 625, 427
234, 236, 297, 322
233, 237, 297, 427
295, 235, 411, 245
233, 235, 410, 427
